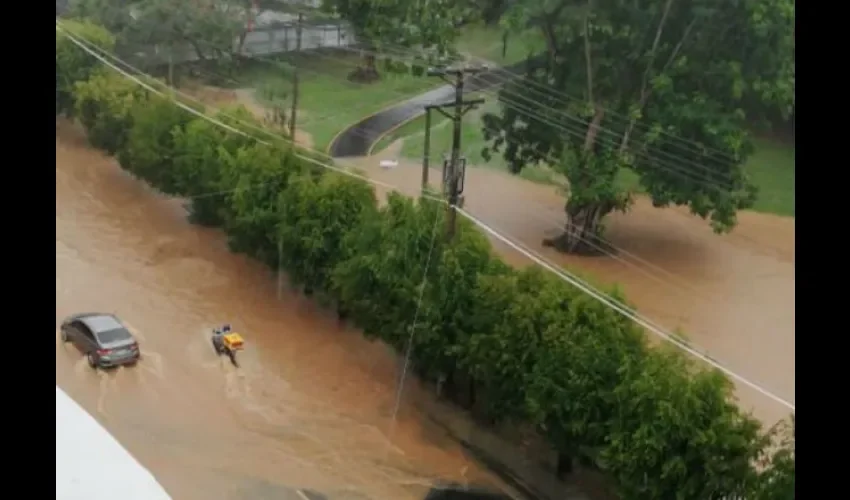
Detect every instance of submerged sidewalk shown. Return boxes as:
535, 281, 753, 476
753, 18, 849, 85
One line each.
414, 391, 614, 500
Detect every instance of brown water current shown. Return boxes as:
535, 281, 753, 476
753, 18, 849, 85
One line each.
57, 119, 794, 499
356, 143, 795, 428
56, 121, 511, 500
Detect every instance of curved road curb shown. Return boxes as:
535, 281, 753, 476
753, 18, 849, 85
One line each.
327, 61, 533, 158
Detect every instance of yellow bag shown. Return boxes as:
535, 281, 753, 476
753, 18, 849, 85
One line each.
222, 332, 244, 350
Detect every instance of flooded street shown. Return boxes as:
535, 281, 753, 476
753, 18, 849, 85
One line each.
55, 121, 509, 500
356, 143, 795, 428
56, 108, 794, 499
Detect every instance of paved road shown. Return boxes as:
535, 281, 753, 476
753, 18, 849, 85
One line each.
327, 61, 534, 158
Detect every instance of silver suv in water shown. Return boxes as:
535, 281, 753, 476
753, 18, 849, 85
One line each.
60, 313, 140, 369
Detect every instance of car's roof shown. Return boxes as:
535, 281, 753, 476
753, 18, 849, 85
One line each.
77, 314, 125, 334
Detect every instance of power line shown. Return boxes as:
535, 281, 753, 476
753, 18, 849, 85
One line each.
98, 6, 749, 194
58, 20, 794, 414
126, 30, 448, 149
221, 34, 786, 256
210, 33, 780, 284
513, 202, 722, 304
425, 65, 487, 239
455, 206, 794, 412
335, 21, 766, 163
325, 43, 774, 207
398, 134, 773, 315
56, 22, 442, 204
326, 44, 744, 192
285, 44, 735, 193
328, 42, 783, 202
479, 88, 740, 189
387, 198, 443, 446
141, 22, 796, 406
389, 89, 735, 196
381, 105, 790, 259
94, 0, 764, 183
64, 26, 438, 178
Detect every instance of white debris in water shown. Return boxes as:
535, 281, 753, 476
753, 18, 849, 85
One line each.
56, 386, 172, 500
379, 159, 398, 169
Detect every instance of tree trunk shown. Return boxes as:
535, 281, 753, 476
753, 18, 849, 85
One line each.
363, 53, 380, 80
544, 105, 614, 255
544, 199, 613, 256
348, 50, 381, 83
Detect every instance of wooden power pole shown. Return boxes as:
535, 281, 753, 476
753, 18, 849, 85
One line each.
425, 66, 485, 240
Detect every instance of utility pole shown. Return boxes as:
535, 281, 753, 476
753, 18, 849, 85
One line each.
288, 13, 303, 138
421, 105, 435, 191
425, 66, 486, 240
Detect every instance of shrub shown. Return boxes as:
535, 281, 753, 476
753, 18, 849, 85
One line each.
278, 171, 378, 296
73, 71, 147, 154
56, 20, 115, 117
331, 193, 442, 344
600, 348, 764, 499
219, 142, 307, 267
117, 96, 195, 190
57, 19, 794, 500
171, 113, 251, 226
749, 417, 795, 500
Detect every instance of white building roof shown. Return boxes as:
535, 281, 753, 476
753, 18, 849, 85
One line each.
56, 386, 172, 500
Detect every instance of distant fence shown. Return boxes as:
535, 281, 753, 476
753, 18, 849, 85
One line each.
242, 23, 356, 56
125, 24, 357, 66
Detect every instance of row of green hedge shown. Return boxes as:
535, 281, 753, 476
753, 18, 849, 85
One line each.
57, 20, 794, 500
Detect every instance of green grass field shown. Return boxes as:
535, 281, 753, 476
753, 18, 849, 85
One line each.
375, 25, 797, 217
226, 50, 437, 150
743, 139, 795, 217
217, 25, 540, 151
612, 139, 795, 217
372, 107, 795, 216
212, 30, 795, 218
201, 26, 541, 151
371, 94, 564, 186
454, 24, 545, 65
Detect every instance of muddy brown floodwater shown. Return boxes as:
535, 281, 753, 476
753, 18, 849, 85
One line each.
356, 141, 795, 428
57, 110, 794, 499
55, 121, 515, 500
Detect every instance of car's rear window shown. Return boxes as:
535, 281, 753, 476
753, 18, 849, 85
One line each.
96, 328, 132, 344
